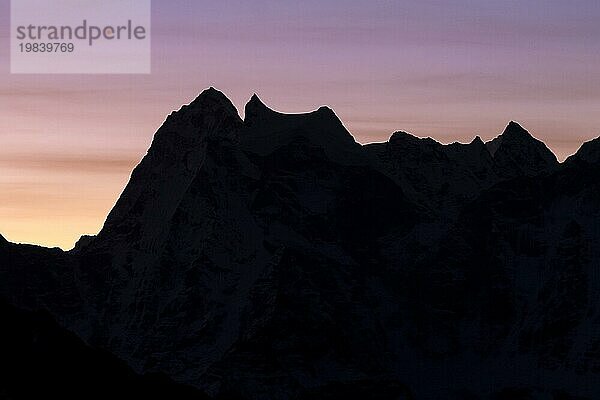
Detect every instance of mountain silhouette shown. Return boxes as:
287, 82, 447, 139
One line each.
1, 88, 600, 399
486, 121, 558, 178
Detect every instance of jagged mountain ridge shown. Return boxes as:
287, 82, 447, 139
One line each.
2, 88, 600, 399
366, 120, 558, 217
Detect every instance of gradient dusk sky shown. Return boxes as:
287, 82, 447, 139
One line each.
1, 0, 600, 249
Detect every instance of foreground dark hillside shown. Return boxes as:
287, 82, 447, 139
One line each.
0, 299, 208, 399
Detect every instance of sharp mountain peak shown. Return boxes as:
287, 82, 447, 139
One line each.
486, 120, 556, 153
503, 120, 530, 136
471, 135, 485, 145
177, 87, 242, 122
192, 86, 232, 105
244, 93, 280, 123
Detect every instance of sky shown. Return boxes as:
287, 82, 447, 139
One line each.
1, 0, 600, 249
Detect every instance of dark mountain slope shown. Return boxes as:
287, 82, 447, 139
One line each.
0, 240, 81, 324
366, 133, 497, 216
66, 89, 420, 393
486, 121, 558, 178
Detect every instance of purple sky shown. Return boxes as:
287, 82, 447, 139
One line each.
1, 0, 600, 248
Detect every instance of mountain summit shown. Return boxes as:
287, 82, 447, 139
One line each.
99, 87, 243, 243
244, 93, 277, 123
485, 121, 558, 178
